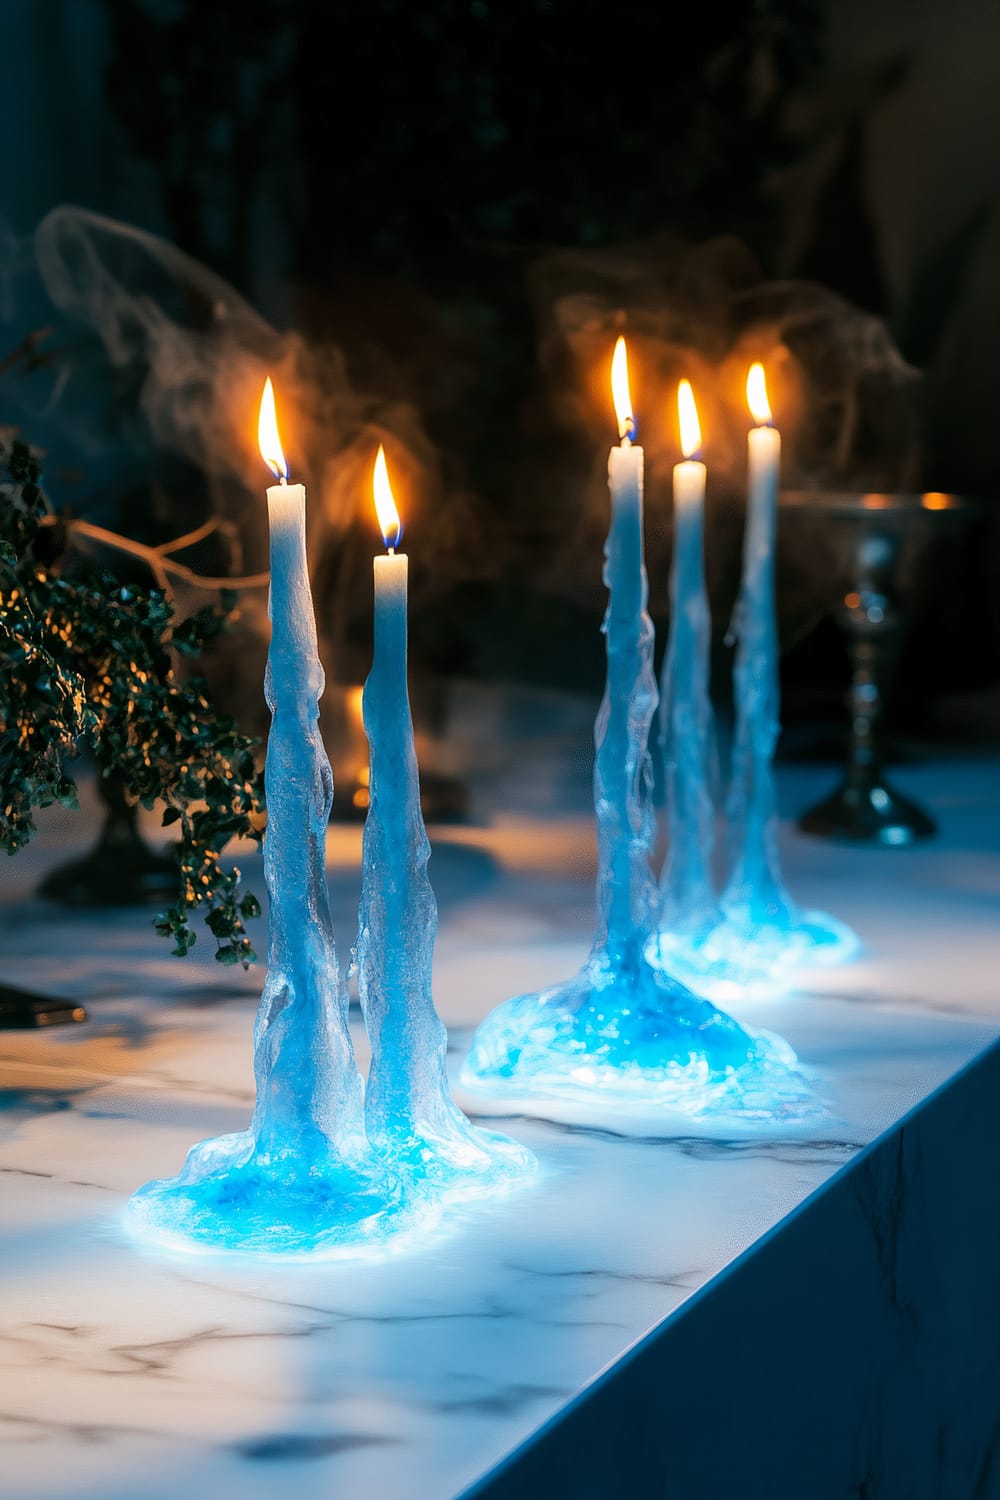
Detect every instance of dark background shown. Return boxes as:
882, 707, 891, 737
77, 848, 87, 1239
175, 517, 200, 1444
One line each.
2, 0, 999, 750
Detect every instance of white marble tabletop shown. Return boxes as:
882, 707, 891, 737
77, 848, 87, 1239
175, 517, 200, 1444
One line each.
1, 685, 998, 1499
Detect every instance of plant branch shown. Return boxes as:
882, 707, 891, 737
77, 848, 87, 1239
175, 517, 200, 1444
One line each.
158, 517, 221, 555
41, 515, 270, 593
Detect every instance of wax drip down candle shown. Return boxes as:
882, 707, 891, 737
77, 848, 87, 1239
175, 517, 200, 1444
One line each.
354, 449, 533, 1195
650, 380, 720, 962
689, 364, 857, 1002
126, 383, 430, 1258
463, 342, 819, 1120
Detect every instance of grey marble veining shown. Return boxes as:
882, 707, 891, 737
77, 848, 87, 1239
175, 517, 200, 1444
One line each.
1, 708, 998, 1499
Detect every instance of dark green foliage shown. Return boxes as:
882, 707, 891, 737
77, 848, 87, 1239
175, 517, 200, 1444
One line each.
0, 439, 265, 966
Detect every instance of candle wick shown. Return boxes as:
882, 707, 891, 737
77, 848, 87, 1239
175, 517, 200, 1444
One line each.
388, 545, 396, 557
279, 475, 288, 487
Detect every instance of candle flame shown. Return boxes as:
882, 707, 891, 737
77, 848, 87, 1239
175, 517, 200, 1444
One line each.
677, 379, 701, 459
258, 377, 288, 480
373, 445, 402, 549
746, 362, 772, 426
611, 336, 635, 441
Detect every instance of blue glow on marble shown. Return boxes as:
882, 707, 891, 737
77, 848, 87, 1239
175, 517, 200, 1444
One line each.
461, 948, 822, 1120
127, 489, 426, 1259
649, 905, 861, 1004
463, 439, 819, 1120
125, 1141, 440, 1262
355, 549, 534, 1199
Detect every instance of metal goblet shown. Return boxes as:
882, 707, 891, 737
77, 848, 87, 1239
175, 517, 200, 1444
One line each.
781, 491, 976, 846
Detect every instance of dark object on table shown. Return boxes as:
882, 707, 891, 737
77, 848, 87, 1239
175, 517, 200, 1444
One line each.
418, 770, 470, 825
332, 769, 469, 825
38, 774, 178, 907
0, 983, 87, 1029
784, 491, 977, 845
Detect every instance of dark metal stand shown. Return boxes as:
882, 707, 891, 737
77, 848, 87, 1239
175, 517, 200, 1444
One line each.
784, 492, 975, 847
38, 772, 178, 906
799, 530, 935, 845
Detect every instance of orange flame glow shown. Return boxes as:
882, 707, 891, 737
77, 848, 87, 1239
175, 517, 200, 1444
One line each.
611, 336, 634, 440
258, 377, 288, 480
677, 380, 701, 459
373, 445, 402, 549
746, 362, 772, 426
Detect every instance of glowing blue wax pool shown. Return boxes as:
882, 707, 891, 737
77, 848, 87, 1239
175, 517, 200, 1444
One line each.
660, 371, 857, 1002
356, 462, 532, 1194
126, 395, 429, 1259
463, 343, 819, 1119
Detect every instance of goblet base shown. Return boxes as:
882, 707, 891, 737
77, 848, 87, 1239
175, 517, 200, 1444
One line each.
799, 775, 936, 846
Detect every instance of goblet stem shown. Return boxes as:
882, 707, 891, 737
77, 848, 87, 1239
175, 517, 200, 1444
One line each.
800, 525, 935, 845
843, 582, 893, 791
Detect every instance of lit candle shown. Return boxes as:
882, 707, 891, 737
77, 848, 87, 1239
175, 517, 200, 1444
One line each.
126, 381, 404, 1257
673, 379, 706, 519
723, 362, 786, 914
254, 377, 365, 1158
259, 377, 311, 690
657, 379, 716, 939
356, 446, 434, 1155
462, 347, 819, 1112
597, 336, 658, 969
745, 361, 781, 600
607, 336, 644, 620
701, 361, 859, 981
356, 449, 531, 1185
369, 444, 409, 698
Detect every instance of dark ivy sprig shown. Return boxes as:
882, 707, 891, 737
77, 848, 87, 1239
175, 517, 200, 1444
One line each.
0, 437, 266, 967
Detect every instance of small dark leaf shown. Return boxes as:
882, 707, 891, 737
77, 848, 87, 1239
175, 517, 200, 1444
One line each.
55, 777, 79, 809
206, 907, 235, 938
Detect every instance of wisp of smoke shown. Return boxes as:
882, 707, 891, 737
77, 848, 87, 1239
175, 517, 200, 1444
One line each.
0, 207, 456, 559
